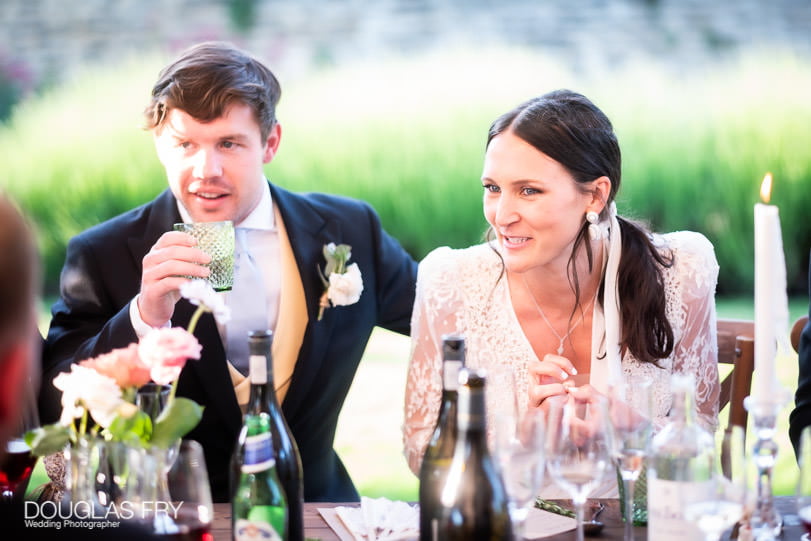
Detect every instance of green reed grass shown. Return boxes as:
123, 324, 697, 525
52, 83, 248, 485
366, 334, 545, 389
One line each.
0, 50, 811, 294
1, 47, 809, 298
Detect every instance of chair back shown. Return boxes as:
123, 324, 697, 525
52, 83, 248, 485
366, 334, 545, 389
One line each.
716, 318, 755, 432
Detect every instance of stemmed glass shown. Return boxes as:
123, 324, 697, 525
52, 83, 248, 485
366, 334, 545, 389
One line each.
609, 378, 653, 541
796, 425, 811, 540
683, 425, 747, 541
494, 408, 546, 540
163, 440, 214, 538
546, 393, 613, 541
1, 379, 39, 502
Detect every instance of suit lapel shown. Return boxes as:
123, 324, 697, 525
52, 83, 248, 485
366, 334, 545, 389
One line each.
270, 184, 341, 414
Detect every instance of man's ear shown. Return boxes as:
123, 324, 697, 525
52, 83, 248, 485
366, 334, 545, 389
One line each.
263, 123, 282, 164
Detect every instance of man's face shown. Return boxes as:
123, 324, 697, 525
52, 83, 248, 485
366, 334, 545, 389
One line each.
153, 103, 281, 224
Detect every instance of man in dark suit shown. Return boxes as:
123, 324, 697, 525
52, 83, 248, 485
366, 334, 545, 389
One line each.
40, 41, 418, 503
790, 253, 811, 457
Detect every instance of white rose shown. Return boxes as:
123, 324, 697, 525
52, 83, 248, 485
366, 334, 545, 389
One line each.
180, 279, 231, 324
327, 263, 363, 306
53, 364, 126, 428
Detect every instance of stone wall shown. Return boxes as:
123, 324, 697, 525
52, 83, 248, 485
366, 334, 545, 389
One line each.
1, 0, 810, 90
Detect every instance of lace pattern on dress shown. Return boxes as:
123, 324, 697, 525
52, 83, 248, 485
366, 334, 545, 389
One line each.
403, 231, 720, 475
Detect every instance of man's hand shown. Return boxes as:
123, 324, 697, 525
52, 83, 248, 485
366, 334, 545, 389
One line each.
138, 231, 211, 327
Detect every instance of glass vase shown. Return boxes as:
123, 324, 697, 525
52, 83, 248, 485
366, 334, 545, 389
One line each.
126, 442, 180, 532
62, 435, 100, 508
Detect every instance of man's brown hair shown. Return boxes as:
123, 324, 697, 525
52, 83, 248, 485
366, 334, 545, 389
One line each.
144, 41, 282, 140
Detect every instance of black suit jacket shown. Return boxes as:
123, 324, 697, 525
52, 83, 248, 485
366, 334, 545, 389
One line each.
41, 184, 418, 502
790, 251, 811, 457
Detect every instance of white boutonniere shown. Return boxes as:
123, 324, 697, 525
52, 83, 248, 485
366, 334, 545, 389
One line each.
318, 242, 364, 321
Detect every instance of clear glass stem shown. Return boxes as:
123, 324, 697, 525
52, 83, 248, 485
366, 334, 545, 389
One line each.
623, 478, 636, 541
510, 505, 528, 541
574, 499, 585, 541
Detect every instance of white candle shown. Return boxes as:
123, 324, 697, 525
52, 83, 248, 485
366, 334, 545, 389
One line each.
753, 173, 780, 400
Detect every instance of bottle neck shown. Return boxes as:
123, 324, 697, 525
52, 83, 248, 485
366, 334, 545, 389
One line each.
670, 387, 696, 425
247, 352, 280, 414
457, 385, 486, 435
442, 359, 463, 392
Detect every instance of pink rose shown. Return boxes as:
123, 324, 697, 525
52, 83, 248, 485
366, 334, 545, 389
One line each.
79, 343, 152, 389
138, 328, 202, 385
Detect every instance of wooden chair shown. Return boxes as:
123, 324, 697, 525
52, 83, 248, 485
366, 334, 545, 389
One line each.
793, 315, 809, 353
716, 318, 755, 433
716, 319, 755, 476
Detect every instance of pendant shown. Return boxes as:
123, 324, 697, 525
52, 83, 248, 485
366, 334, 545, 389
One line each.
556, 340, 565, 356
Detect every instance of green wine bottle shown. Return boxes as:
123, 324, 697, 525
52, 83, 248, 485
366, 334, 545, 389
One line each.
437, 368, 513, 541
232, 349, 289, 541
230, 330, 304, 540
419, 334, 465, 541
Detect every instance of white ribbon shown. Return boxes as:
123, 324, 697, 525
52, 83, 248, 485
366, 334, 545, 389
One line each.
594, 202, 624, 395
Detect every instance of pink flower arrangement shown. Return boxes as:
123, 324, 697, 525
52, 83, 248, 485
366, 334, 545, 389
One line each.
138, 328, 203, 385
79, 343, 151, 389
27, 280, 230, 454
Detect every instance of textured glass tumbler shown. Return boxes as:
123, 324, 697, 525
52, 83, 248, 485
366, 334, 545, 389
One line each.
174, 220, 235, 291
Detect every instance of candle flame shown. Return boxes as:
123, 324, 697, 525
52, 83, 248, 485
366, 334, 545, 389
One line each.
760, 173, 773, 204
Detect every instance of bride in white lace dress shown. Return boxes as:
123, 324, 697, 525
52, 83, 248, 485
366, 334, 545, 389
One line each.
403, 89, 720, 497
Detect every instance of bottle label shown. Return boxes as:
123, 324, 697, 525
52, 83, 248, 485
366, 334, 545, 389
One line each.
234, 518, 283, 541
443, 360, 462, 390
249, 355, 268, 384
647, 476, 711, 540
242, 432, 275, 474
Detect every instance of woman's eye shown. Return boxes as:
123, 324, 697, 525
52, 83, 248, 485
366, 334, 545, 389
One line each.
483, 184, 500, 193
521, 187, 540, 195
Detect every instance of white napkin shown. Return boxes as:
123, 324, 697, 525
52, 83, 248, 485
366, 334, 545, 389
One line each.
321, 497, 419, 541
319, 497, 575, 540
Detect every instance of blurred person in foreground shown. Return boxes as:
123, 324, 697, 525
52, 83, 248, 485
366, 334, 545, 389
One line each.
789, 254, 811, 457
403, 89, 720, 495
40, 41, 418, 503
0, 194, 157, 538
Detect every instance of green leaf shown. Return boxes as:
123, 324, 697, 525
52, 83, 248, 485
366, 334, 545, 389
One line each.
107, 411, 152, 444
24, 424, 72, 457
150, 398, 204, 449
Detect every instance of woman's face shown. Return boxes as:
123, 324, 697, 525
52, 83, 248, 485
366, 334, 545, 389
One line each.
482, 131, 595, 275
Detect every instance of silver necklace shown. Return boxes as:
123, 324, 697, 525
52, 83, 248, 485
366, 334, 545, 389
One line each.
522, 275, 597, 356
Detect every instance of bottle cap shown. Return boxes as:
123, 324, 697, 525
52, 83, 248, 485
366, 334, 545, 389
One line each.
441, 333, 466, 362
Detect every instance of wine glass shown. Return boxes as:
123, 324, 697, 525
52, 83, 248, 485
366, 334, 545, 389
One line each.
546, 393, 613, 541
797, 425, 811, 540
1, 379, 39, 503
161, 440, 214, 538
609, 378, 653, 541
683, 425, 747, 541
494, 408, 546, 540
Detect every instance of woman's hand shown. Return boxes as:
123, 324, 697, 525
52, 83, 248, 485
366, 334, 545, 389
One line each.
527, 353, 578, 410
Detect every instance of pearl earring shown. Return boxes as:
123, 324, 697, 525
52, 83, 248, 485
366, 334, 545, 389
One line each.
586, 211, 601, 240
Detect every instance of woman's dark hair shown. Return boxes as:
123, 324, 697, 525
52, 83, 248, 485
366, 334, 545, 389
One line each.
486, 89, 674, 364
144, 41, 281, 140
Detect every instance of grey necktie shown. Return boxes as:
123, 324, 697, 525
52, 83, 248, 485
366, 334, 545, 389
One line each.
226, 228, 276, 374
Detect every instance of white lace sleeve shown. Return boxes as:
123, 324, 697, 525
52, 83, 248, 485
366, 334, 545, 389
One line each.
667, 232, 721, 432
403, 247, 465, 474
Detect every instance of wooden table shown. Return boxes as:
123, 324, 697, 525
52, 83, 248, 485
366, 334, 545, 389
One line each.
211, 497, 805, 540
